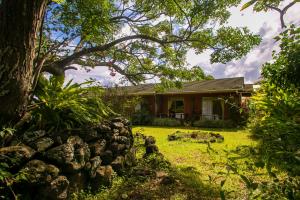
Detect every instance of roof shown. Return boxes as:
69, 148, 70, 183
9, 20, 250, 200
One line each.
244, 84, 254, 93
114, 77, 252, 95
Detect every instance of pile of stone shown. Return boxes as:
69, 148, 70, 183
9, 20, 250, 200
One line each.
134, 132, 159, 156
144, 136, 159, 156
0, 117, 136, 200
168, 131, 224, 143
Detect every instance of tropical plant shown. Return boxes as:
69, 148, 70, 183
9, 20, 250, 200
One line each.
29, 76, 112, 131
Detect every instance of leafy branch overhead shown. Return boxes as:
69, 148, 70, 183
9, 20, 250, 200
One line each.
38, 0, 261, 86
241, 0, 299, 28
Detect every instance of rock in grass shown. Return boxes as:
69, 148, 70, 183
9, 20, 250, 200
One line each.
145, 144, 159, 155
91, 165, 114, 191
145, 136, 156, 146
22, 130, 46, 144
111, 156, 125, 173
160, 176, 175, 185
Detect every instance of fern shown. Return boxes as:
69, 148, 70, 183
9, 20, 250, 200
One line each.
29, 76, 113, 131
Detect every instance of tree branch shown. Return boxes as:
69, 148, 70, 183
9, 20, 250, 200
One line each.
266, 1, 298, 29
51, 34, 167, 69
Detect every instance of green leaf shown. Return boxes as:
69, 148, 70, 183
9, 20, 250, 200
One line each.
221, 180, 226, 187
254, 161, 265, 168
53, 0, 65, 3
220, 191, 226, 200
240, 0, 257, 11
240, 175, 252, 188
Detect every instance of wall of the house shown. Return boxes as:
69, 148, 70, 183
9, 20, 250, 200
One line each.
141, 93, 241, 120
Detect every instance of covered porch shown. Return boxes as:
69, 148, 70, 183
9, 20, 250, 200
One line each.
140, 93, 240, 121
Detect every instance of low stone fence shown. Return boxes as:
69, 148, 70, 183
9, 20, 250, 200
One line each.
0, 117, 136, 199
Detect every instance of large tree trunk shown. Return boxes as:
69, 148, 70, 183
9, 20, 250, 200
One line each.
0, 0, 48, 125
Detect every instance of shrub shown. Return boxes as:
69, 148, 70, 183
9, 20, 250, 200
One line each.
193, 119, 235, 128
152, 118, 181, 127
131, 108, 153, 125
29, 76, 112, 131
248, 26, 300, 176
102, 87, 141, 119
248, 84, 300, 175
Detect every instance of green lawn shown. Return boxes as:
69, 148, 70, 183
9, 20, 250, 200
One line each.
77, 126, 286, 200
132, 126, 273, 199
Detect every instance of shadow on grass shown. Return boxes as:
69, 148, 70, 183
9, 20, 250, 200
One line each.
96, 164, 220, 200
72, 154, 221, 200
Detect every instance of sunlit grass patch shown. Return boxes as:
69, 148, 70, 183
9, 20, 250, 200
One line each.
132, 126, 280, 199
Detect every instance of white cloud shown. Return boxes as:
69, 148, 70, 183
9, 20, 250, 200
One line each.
65, 64, 123, 86
187, 0, 300, 83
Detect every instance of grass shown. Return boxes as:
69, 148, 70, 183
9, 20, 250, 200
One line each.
132, 126, 278, 199
74, 126, 287, 200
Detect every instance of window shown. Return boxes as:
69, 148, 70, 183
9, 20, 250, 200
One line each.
169, 99, 184, 113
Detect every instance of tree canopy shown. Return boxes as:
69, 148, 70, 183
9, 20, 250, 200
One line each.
40, 0, 261, 87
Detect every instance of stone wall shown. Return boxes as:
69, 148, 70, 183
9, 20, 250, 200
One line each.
0, 117, 135, 200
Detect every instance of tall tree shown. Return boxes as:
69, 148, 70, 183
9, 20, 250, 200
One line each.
0, 0, 48, 124
0, 0, 261, 125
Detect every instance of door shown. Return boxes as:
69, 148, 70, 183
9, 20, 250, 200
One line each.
202, 97, 213, 119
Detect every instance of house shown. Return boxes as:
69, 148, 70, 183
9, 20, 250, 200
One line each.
117, 77, 253, 121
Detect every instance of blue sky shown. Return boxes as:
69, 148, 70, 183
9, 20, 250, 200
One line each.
65, 0, 300, 85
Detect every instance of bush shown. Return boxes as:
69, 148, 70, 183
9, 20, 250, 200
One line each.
131, 108, 153, 125
193, 119, 235, 128
152, 118, 181, 127
248, 84, 300, 175
248, 26, 300, 176
29, 76, 112, 131
102, 87, 141, 119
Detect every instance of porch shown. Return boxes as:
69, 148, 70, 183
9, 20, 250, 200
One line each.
139, 93, 240, 121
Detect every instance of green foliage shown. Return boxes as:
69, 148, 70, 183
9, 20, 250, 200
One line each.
193, 120, 235, 128
0, 126, 15, 147
0, 158, 28, 199
30, 76, 112, 131
152, 118, 181, 127
212, 145, 300, 200
241, 0, 285, 12
248, 26, 300, 175
102, 87, 141, 119
44, 0, 261, 86
0, 127, 15, 139
248, 84, 300, 175
262, 26, 300, 89
131, 108, 153, 125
